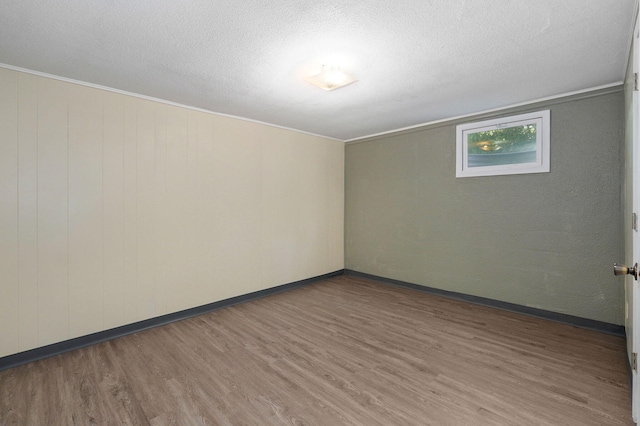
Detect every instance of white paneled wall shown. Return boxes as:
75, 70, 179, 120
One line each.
0, 68, 345, 358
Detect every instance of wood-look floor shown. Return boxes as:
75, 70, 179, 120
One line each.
0, 275, 632, 425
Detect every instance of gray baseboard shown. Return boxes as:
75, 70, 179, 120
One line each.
2, 269, 625, 373
0, 270, 344, 372
344, 269, 626, 337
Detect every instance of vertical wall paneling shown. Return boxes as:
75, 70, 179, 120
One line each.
0, 69, 19, 357
122, 96, 138, 324
17, 72, 39, 351
165, 107, 190, 312
0, 69, 345, 359
102, 91, 126, 329
316, 138, 344, 275
37, 77, 70, 345
297, 137, 327, 277
212, 116, 263, 299
154, 104, 168, 315
326, 140, 345, 271
261, 128, 304, 288
196, 113, 216, 301
136, 100, 157, 320
68, 84, 104, 338
187, 112, 202, 306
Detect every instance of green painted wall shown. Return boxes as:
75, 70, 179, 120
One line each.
345, 90, 625, 325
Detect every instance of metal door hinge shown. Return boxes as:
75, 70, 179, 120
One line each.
633, 213, 638, 231
635, 73, 639, 91
633, 352, 637, 371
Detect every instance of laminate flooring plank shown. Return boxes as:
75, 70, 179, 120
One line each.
0, 275, 632, 425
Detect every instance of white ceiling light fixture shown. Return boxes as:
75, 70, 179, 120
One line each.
304, 65, 357, 91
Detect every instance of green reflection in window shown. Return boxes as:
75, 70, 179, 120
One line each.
467, 124, 537, 167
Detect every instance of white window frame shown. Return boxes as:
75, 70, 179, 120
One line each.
456, 110, 550, 178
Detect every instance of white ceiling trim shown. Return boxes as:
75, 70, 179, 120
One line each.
0, 62, 344, 143
3, 61, 624, 145
345, 81, 624, 143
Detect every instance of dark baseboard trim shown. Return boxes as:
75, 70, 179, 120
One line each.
344, 270, 626, 338
0, 270, 344, 372
2, 268, 624, 372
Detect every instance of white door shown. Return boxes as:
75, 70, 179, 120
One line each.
627, 11, 640, 423
629, 251, 640, 423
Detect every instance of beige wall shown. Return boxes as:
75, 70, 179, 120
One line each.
0, 68, 344, 358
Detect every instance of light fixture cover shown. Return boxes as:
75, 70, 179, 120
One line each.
304, 66, 357, 91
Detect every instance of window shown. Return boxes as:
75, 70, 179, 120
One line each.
456, 110, 550, 178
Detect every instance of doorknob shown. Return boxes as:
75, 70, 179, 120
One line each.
614, 263, 639, 280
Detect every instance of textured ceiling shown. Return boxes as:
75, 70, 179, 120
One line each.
0, 0, 637, 141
